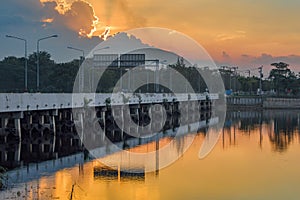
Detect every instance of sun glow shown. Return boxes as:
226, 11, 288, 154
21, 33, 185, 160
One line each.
41, 18, 54, 23
100, 26, 111, 40
40, 0, 71, 14
40, 0, 108, 39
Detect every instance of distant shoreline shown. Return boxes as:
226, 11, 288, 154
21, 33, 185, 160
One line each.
226, 96, 300, 109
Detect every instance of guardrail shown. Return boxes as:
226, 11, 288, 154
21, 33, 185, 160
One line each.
0, 93, 219, 113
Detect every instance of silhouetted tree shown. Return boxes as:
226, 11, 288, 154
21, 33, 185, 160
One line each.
269, 62, 299, 95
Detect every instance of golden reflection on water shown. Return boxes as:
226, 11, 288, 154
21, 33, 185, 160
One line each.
3, 118, 300, 200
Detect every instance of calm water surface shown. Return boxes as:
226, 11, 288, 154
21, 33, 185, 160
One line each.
1, 110, 300, 200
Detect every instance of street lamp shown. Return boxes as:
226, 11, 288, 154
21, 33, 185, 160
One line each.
67, 46, 85, 92
67, 46, 85, 57
91, 46, 110, 91
156, 60, 167, 93
37, 34, 58, 91
6, 35, 28, 92
144, 59, 159, 93
92, 46, 110, 55
258, 66, 263, 96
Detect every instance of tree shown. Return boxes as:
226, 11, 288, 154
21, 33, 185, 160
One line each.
0, 56, 24, 92
169, 57, 208, 93
269, 62, 293, 95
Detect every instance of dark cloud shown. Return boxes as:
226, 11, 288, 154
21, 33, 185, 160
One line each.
215, 51, 300, 76
241, 54, 249, 58
41, 0, 98, 37
0, 0, 102, 38
239, 53, 300, 67
237, 53, 300, 75
0, 0, 43, 31
222, 51, 230, 59
0, 0, 102, 62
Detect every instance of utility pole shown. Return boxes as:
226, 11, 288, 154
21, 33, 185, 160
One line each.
234, 67, 238, 93
246, 70, 251, 95
37, 35, 58, 92
258, 66, 263, 95
156, 59, 159, 93
67, 46, 85, 92
6, 35, 28, 92
230, 66, 238, 93
246, 70, 250, 78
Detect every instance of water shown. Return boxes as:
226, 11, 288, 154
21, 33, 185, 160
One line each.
1, 110, 300, 199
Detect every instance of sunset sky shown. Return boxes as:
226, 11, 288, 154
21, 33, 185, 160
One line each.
1, 0, 300, 74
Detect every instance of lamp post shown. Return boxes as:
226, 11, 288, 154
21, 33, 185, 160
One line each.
37, 34, 58, 91
146, 66, 149, 92
258, 66, 263, 96
155, 59, 159, 93
232, 67, 238, 93
91, 46, 110, 91
93, 46, 110, 54
6, 35, 28, 92
154, 59, 167, 93
68, 46, 85, 57
67, 46, 85, 92
145, 59, 159, 93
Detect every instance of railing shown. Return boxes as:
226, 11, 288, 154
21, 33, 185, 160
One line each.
0, 93, 219, 113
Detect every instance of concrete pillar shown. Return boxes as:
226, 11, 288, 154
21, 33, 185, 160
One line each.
79, 112, 84, 146
70, 138, 73, 147
70, 112, 73, 121
15, 141, 21, 162
2, 118, 8, 129
102, 110, 106, 141
4, 152, 7, 162
136, 107, 140, 133
39, 115, 44, 124
59, 112, 62, 121
29, 114, 32, 125
1, 118, 7, 143
119, 106, 124, 140
14, 118, 21, 139
51, 115, 56, 153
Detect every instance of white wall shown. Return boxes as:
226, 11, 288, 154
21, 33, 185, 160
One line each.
0, 93, 218, 113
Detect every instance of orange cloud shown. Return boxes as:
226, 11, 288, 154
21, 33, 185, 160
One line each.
41, 18, 54, 23
40, 0, 71, 14
215, 31, 246, 41
41, 0, 101, 38
40, 0, 146, 39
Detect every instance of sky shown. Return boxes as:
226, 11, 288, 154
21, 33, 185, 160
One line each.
1, 0, 300, 75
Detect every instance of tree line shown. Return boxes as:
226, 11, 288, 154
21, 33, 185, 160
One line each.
0, 52, 299, 96
220, 62, 300, 96
0, 51, 79, 93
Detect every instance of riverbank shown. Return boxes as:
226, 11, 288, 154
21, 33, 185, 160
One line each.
227, 96, 300, 109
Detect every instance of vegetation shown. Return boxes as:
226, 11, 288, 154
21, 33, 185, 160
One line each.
0, 51, 79, 93
220, 62, 300, 96
1, 52, 299, 96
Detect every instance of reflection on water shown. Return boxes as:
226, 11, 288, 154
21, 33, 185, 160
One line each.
1, 110, 300, 199
225, 110, 300, 152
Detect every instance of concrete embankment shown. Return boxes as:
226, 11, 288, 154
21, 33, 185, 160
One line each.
226, 96, 262, 109
263, 98, 300, 109
227, 96, 300, 109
